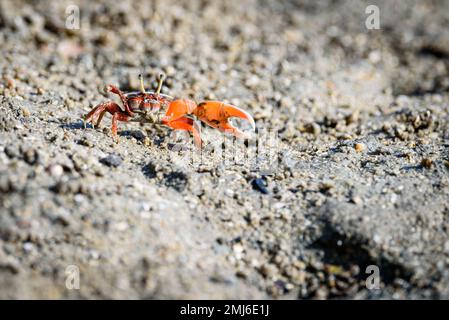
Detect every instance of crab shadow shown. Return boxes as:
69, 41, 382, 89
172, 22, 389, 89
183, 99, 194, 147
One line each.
60, 120, 85, 130
59, 120, 149, 140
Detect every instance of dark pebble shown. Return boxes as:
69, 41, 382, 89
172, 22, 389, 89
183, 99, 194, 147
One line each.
252, 178, 269, 194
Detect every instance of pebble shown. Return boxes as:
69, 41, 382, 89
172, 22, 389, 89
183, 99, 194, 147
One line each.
421, 158, 433, 169
368, 50, 382, 64
251, 178, 269, 194
354, 143, 366, 152
143, 137, 152, 147
164, 65, 176, 76
345, 112, 359, 125
100, 154, 123, 167
305, 122, 321, 135
71, 153, 89, 172
351, 195, 363, 205
47, 164, 64, 177
233, 243, 244, 260
23, 148, 39, 165
23, 242, 34, 252
21, 107, 30, 117
320, 182, 334, 191
260, 263, 277, 278
78, 137, 94, 147
245, 75, 260, 88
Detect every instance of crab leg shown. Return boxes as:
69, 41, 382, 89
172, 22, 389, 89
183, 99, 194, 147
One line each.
104, 85, 134, 116
83, 101, 119, 128
111, 111, 131, 137
83, 101, 130, 138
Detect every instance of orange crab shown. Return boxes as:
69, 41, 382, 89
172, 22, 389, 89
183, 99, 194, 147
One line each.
83, 73, 255, 148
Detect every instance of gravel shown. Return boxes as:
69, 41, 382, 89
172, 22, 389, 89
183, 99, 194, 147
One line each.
100, 154, 123, 168
0, 0, 448, 299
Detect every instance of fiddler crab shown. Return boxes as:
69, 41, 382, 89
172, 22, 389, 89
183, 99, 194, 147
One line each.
83, 73, 255, 148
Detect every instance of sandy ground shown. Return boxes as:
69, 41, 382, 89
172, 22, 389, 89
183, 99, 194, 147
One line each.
0, 0, 448, 299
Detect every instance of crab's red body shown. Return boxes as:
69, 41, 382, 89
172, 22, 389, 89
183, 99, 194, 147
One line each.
83, 75, 255, 148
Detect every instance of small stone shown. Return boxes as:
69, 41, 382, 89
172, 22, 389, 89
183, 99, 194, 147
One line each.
143, 137, 152, 147
47, 164, 64, 177
260, 263, 277, 278
23, 242, 34, 252
368, 50, 381, 64
78, 137, 94, 147
233, 243, 244, 260
5, 145, 20, 158
292, 270, 306, 284
236, 270, 248, 279
251, 178, 269, 194
345, 111, 358, 125
395, 129, 408, 140
164, 65, 176, 76
23, 148, 38, 165
21, 108, 30, 117
338, 134, 352, 140
74, 194, 86, 204
71, 154, 89, 172
373, 234, 381, 244
421, 158, 432, 169
305, 122, 321, 135
320, 181, 334, 191
354, 143, 366, 152
245, 75, 260, 88
351, 195, 363, 205
382, 123, 391, 133
100, 154, 123, 167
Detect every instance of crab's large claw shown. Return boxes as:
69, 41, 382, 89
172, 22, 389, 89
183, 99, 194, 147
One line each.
193, 101, 255, 138
162, 99, 197, 123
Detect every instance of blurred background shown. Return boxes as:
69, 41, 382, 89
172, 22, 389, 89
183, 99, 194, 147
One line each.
0, 0, 448, 299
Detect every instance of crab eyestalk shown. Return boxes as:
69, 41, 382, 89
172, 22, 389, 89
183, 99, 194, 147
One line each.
139, 74, 147, 94
156, 72, 166, 95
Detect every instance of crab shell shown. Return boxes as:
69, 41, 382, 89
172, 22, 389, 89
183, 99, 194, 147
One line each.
125, 91, 174, 112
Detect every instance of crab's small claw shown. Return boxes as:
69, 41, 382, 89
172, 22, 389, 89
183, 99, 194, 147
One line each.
193, 101, 255, 138
162, 115, 202, 148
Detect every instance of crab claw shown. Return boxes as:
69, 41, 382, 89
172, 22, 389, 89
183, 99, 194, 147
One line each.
193, 101, 255, 138
162, 115, 202, 148
162, 100, 202, 148
162, 99, 197, 123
